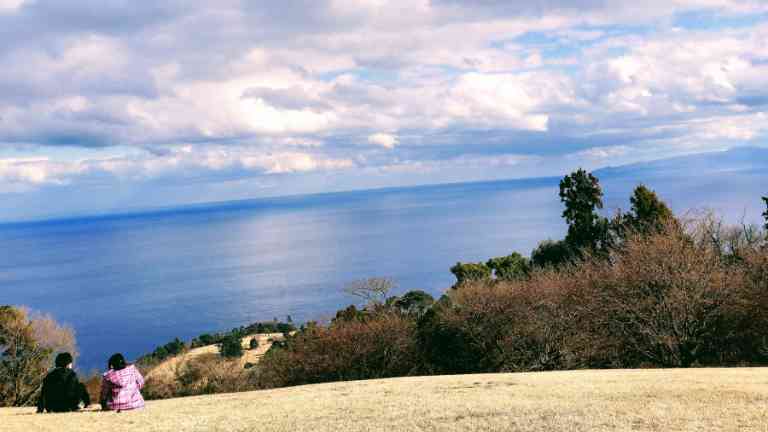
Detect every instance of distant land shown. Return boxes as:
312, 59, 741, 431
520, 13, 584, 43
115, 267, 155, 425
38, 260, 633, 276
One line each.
2, 146, 767, 226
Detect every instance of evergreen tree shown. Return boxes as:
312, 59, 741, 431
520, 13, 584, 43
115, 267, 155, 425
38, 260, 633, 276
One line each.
763, 196, 768, 231
559, 169, 609, 254
615, 185, 675, 238
220, 333, 244, 358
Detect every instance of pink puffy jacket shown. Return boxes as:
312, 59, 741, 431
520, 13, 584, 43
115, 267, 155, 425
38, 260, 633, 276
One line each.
100, 364, 145, 411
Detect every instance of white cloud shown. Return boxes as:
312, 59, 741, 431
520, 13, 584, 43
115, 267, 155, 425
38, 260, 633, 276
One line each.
0, 1, 767, 210
0, 0, 26, 13
368, 133, 399, 149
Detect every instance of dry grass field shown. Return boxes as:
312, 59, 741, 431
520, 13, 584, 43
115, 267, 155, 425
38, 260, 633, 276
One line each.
146, 333, 285, 380
3, 368, 768, 432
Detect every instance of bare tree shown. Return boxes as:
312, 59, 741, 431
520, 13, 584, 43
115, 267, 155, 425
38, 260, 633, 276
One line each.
0, 306, 50, 407
343, 277, 397, 306
29, 310, 78, 365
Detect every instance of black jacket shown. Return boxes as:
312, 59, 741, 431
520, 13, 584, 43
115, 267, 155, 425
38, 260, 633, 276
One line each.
37, 367, 90, 413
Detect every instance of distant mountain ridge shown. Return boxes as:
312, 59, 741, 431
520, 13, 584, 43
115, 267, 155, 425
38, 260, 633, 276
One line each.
2, 146, 765, 226
595, 146, 768, 179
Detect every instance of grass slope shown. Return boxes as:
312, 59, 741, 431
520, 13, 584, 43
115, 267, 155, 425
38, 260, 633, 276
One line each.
3, 368, 767, 431
146, 333, 285, 380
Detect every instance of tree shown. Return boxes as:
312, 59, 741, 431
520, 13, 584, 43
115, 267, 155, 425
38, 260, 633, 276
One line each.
333, 305, 366, 323
163, 338, 185, 356
249, 338, 259, 350
392, 290, 434, 316
220, 333, 244, 358
615, 185, 675, 237
559, 169, 609, 254
486, 253, 530, 281
29, 311, 78, 366
449, 262, 491, 289
531, 239, 572, 268
0, 306, 51, 407
763, 196, 767, 231
344, 277, 397, 305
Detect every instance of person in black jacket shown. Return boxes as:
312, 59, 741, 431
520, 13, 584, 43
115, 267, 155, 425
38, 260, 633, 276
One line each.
37, 352, 91, 413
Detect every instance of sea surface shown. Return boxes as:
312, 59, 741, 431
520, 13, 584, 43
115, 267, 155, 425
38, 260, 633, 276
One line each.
1, 155, 766, 371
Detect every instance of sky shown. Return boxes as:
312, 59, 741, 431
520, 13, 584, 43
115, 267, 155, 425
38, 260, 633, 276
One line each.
0, 0, 767, 221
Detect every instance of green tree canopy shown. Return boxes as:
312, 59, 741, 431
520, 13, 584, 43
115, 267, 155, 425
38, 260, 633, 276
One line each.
450, 262, 491, 289
559, 169, 609, 254
615, 185, 675, 238
486, 253, 530, 281
531, 239, 572, 268
220, 333, 244, 358
763, 196, 767, 230
392, 290, 435, 316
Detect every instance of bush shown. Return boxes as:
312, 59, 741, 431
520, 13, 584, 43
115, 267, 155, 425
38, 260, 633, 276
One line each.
258, 313, 420, 389
418, 274, 576, 374
531, 239, 572, 268
220, 334, 244, 358
420, 219, 768, 372
579, 222, 764, 367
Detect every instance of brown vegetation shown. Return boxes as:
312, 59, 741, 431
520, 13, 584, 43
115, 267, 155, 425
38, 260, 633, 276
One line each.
256, 216, 768, 388
141, 333, 284, 399
258, 313, 419, 388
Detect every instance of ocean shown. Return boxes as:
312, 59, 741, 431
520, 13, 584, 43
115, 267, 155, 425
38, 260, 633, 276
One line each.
1, 160, 765, 371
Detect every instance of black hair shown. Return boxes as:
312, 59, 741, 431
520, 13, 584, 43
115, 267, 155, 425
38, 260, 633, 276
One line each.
55, 352, 73, 368
108, 353, 127, 371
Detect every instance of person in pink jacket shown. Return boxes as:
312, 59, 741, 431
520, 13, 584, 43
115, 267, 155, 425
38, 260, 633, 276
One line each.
100, 353, 145, 412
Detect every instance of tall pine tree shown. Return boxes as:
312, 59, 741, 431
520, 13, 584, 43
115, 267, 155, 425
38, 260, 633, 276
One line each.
763, 196, 768, 231
559, 169, 609, 254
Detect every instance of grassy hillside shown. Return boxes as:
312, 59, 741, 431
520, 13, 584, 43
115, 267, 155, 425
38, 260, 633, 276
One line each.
3, 368, 767, 431
145, 333, 285, 381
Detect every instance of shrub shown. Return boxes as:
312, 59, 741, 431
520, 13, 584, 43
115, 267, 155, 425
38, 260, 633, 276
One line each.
422, 218, 768, 372
581, 223, 757, 367
531, 239, 572, 268
418, 274, 576, 374
258, 312, 419, 389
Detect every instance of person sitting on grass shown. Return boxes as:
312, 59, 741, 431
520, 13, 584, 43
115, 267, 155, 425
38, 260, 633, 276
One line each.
37, 352, 91, 413
99, 353, 145, 412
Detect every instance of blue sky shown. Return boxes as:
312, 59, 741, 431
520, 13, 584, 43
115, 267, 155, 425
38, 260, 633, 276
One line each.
0, 0, 767, 221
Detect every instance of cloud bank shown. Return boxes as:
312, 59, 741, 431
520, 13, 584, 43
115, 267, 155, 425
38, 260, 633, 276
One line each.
0, 1, 767, 218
